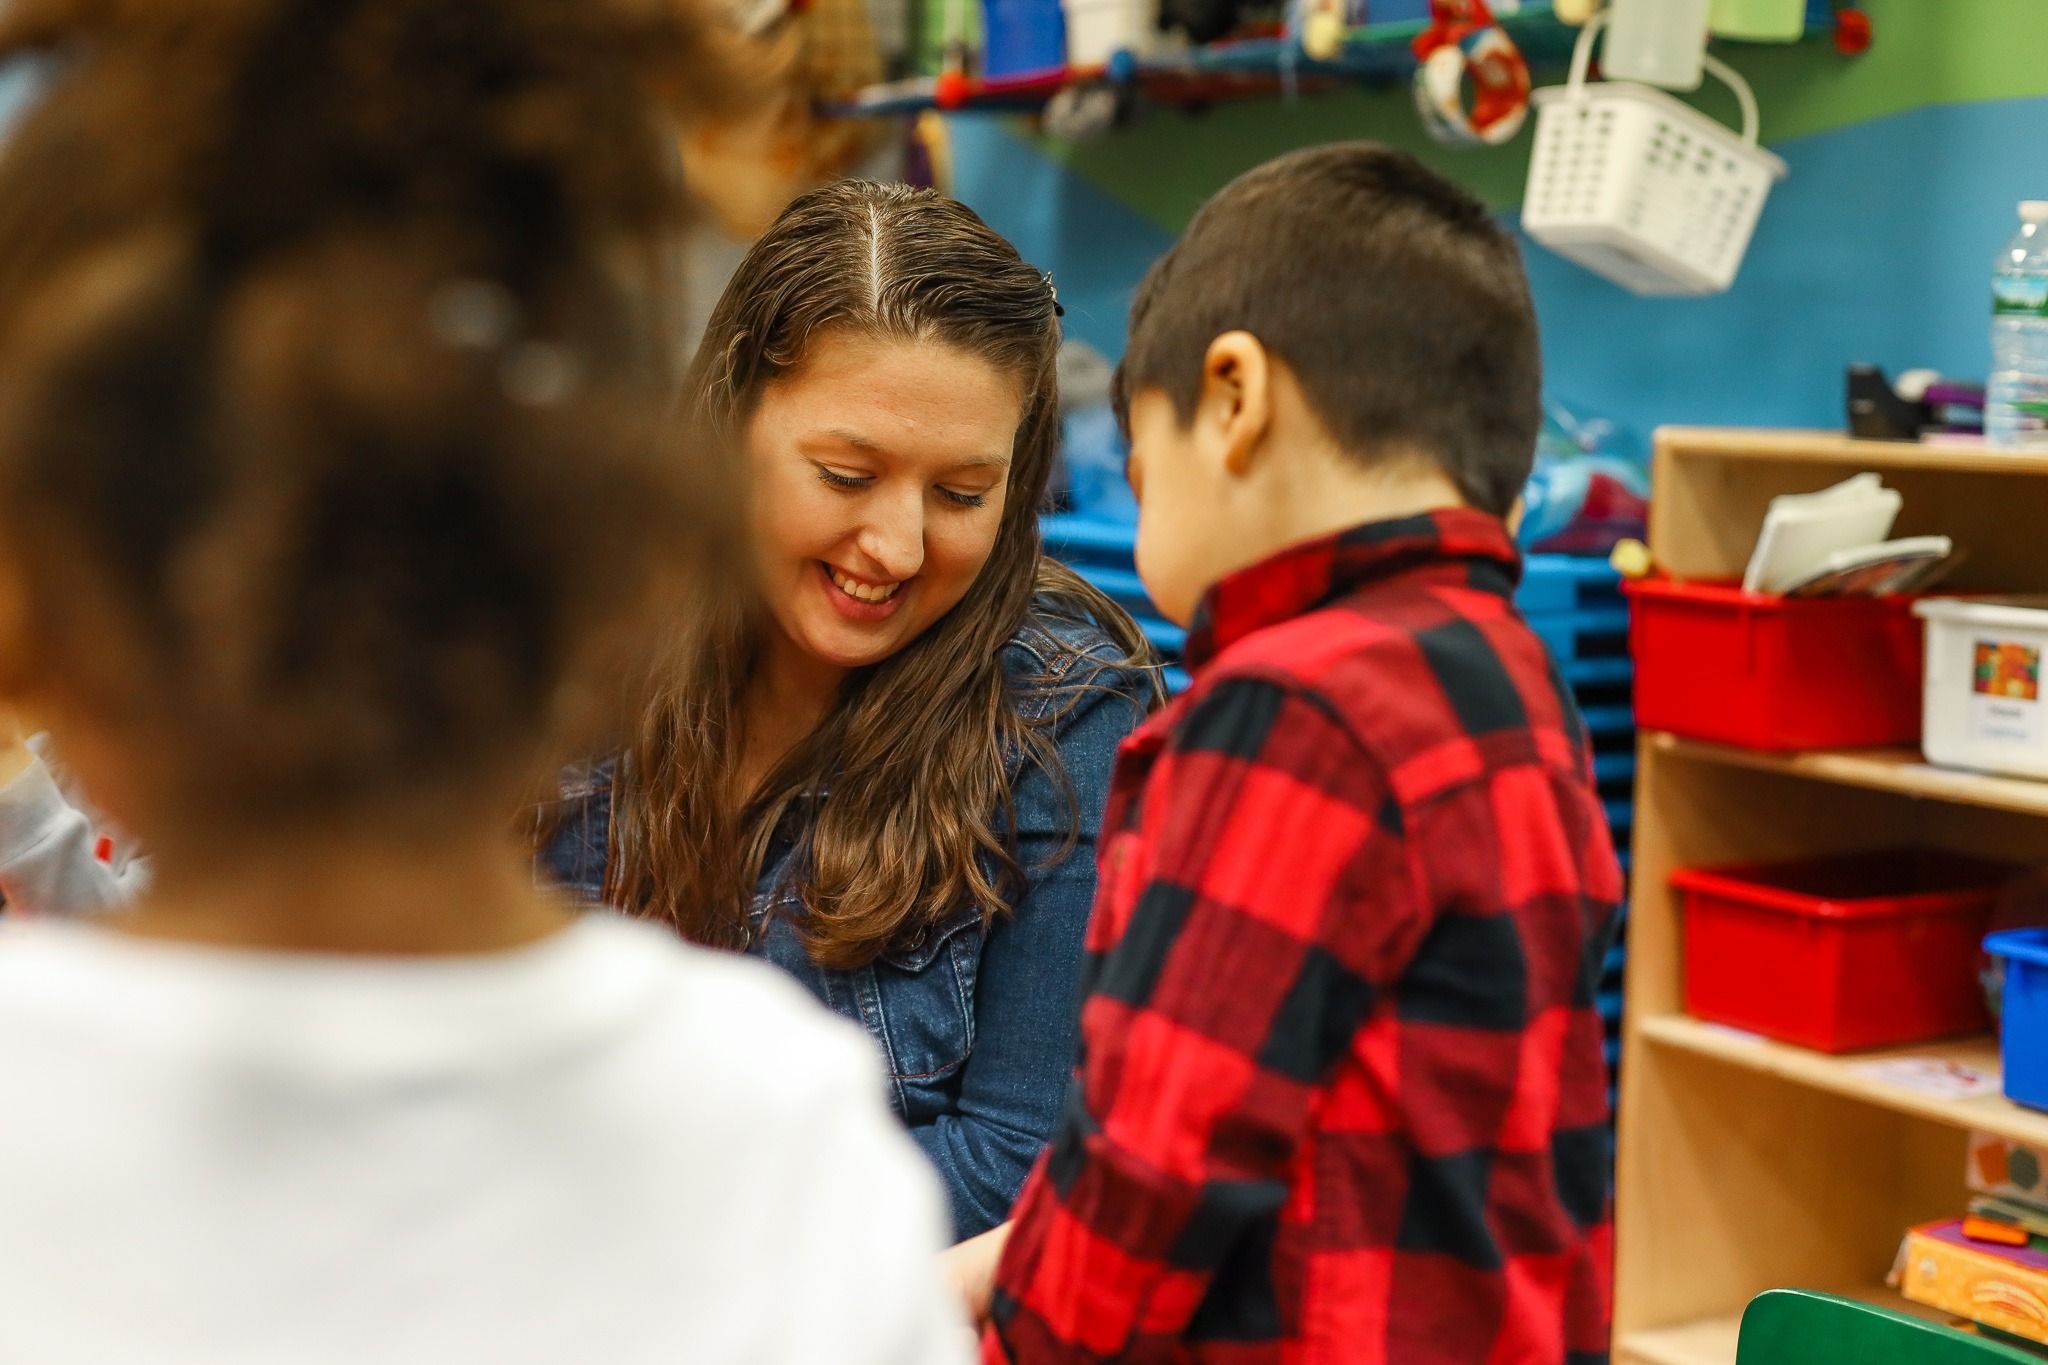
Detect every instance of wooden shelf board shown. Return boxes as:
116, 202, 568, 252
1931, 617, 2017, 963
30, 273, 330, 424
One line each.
1655, 428, 2048, 476
1645, 732, 2048, 819
1638, 1015, 2048, 1146
1618, 1312, 1740, 1365
1618, 1285, 1962, 1365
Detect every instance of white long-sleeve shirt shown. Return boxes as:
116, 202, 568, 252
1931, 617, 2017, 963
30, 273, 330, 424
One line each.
0, 912, 971, 1365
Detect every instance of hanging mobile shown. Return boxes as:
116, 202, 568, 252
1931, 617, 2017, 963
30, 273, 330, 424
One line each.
1410, 0, 1531, 146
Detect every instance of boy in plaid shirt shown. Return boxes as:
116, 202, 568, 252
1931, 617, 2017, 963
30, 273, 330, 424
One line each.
955, 143, 1621, 1363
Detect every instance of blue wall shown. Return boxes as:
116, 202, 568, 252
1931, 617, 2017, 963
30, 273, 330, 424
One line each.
953, 94, 2048, 443
951, 118, 1174, 359
1526, 94, 2048, 441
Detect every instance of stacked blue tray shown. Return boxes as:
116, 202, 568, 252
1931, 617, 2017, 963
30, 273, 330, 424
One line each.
1044, 514, 1636, 1110
1042, 514, 1191, 693
1518, 553, 1633, 1112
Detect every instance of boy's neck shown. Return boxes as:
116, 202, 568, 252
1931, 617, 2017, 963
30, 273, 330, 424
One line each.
1275, 455, 1466, 548
1237, 439, 1468, 578
114, 821, 571, 956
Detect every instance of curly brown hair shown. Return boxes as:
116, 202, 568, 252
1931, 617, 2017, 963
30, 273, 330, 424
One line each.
606, 180, 1160, 970
0, 0, 743, 834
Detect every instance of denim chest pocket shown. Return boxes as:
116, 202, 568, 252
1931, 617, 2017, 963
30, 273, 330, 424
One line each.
752, 887, 988, 1121
873, 906, 987, 1101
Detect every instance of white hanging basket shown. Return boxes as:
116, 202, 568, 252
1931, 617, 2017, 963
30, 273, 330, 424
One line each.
1522, 13, 1787, 297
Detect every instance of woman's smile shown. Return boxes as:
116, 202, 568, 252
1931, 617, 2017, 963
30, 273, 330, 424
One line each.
820, 560, 910, 621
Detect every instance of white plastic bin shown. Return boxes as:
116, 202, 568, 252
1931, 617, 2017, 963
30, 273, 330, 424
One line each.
1523, 12, 1787, 296
1916, 596, 2048, 779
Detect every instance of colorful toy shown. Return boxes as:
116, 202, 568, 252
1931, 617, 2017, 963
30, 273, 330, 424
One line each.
1895, 1219, 2048, 1347
1411, 0, 1530, 146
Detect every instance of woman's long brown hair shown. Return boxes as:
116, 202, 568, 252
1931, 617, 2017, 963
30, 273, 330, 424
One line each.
607, 180, 1157, 969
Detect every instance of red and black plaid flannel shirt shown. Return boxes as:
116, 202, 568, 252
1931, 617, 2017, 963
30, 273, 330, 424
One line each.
985, 509, 1620, 1365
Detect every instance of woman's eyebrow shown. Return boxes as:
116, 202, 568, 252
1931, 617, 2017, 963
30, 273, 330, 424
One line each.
808, 427, 886, 452
807, 428, 1010, 471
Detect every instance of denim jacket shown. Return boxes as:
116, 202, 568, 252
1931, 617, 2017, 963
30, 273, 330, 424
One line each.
539, 600, 1152, 1240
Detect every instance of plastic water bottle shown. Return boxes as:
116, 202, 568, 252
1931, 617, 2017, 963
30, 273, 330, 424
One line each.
1989, 201, 2048, 451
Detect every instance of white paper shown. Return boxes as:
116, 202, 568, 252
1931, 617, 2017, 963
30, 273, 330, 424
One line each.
1743, 474, 1904, 594
1849, 1056, 2002, 1099
1697, 1021, 1767, 1044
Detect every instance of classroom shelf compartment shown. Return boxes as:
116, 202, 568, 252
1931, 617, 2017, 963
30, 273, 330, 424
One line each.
1639, 1016, 2048, 1149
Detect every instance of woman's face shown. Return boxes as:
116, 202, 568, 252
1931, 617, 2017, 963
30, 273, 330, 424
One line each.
747, 332, 1021, 672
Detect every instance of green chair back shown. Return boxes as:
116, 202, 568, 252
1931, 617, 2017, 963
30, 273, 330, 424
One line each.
1737, 1289, 2043, 1365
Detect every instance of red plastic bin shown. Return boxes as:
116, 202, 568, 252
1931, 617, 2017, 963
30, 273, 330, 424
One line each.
1626, 578, 1923, 750
1674, 848, 2007, 1053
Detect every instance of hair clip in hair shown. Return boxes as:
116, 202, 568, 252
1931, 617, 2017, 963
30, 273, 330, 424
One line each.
1044, 272, 1065, 318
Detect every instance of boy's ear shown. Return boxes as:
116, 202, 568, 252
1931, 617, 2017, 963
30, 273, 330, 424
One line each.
1198, 331, 1273, 477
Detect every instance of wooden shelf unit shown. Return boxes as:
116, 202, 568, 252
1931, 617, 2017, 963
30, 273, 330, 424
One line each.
1615, 429, 2048, 1365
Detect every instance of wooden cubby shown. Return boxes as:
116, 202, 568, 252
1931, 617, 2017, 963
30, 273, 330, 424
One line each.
1615, 429, 2048, 1365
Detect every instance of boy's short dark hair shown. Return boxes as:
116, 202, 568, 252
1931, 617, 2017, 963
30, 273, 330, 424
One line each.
1115, 142, 1541, 516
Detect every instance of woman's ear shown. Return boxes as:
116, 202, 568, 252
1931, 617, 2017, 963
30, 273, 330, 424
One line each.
1197, 330, 1273, 478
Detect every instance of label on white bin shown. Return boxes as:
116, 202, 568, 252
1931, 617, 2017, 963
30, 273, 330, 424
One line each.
1970, 637, 2044, 747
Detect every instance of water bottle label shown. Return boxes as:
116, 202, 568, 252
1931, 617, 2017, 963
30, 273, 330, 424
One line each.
1995, 273, 2048, 317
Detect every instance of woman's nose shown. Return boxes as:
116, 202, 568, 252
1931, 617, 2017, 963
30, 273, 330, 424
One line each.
857, 486, 925, 580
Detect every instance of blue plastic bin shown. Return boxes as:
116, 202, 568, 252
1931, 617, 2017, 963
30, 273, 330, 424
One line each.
981, 0, 1066, 77
1987, 927, 2048, 1112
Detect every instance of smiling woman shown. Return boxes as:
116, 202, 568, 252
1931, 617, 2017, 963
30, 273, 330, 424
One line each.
748, 335, 1020, 680
541, 181, 1160, 1241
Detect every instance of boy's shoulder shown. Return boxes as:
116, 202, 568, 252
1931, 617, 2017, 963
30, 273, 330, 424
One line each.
1191, 568, 1572, 777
